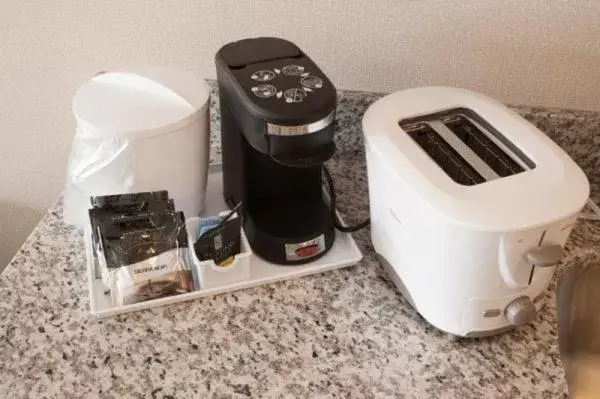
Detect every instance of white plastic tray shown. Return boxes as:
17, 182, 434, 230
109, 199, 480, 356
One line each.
85, 164, 363, 317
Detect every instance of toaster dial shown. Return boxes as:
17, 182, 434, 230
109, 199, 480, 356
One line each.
505, 296, 535, 326
525, 244, 564, 267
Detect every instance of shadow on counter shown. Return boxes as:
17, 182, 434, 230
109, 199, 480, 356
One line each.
0, 201, 44, 273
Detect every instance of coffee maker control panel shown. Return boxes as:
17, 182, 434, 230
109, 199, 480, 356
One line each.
249, 65, 325, 104
248, 64, 326, 104
216, 37, 336, 124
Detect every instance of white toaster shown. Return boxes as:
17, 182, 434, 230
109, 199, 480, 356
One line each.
362, 87, 589, 337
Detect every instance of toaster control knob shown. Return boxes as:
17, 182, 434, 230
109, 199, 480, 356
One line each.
505, 296, 536, 326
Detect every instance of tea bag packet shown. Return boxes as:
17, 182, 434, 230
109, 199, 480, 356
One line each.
194, 211, 241, 267
98, 211, 193, 306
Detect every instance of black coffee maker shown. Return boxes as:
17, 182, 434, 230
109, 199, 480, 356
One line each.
215, 37, 337, 265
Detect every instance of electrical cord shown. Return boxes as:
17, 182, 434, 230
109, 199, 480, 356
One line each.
322, 165, 370, 232
579, 198, 600, 221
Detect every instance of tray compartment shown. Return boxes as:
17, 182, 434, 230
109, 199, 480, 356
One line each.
186, 216, 252, 289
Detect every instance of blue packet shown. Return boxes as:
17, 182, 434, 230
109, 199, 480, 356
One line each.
194, 203, 243, 267
197, 216, 222, 238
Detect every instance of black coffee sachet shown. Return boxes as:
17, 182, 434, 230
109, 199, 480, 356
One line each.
194, 214, 241, 267
89, 198, 175, 248
90, 191, 169, 209
96, 211, 193, 306
88, 193, 175, 282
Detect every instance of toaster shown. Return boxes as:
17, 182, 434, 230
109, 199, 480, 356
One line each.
362, 87, 589, 337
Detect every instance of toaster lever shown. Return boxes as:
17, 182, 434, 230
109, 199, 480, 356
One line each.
526, 244, 564, 267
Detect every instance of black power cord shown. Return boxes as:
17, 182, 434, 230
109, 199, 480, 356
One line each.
322, 165, 370, 232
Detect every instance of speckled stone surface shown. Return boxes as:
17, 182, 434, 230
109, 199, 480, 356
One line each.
2, 85, 600, 398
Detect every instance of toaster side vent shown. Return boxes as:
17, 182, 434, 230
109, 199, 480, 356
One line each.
400, 108, 535, 186
404, 123, 485, 186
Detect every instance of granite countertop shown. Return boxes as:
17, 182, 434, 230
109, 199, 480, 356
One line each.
2, 87, 600, 398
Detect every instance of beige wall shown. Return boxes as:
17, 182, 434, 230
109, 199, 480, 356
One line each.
1, 0, 600, 268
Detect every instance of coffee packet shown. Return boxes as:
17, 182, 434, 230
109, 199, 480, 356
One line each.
194, 212, 241, 267
88, 193, 174, 281
97, 211, 193, 306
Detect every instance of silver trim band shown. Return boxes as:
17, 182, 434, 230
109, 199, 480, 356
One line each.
267, 111, 335, 136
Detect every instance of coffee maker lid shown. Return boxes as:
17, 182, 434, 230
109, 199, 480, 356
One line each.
73, 67, 210, 138
219, 37, 302, 68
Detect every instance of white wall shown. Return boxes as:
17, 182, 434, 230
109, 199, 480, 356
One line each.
1, 0, 600, 268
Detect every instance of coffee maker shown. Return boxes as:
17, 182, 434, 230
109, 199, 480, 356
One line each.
215, 37, 337, 265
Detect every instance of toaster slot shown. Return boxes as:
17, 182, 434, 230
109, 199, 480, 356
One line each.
404, 122, 485, 186
441, 114, 526, 177
400, 108, 535, 186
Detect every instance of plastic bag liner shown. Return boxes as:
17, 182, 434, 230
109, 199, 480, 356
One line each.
64, 128, 136, 225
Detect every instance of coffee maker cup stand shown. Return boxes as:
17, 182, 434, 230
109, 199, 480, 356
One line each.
83, 164, 363, 317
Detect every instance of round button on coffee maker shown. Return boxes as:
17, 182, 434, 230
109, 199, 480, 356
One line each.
505, 296, 536, 326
